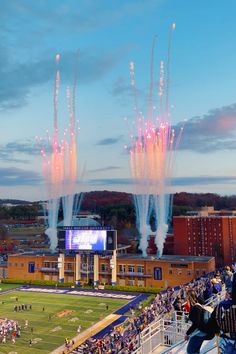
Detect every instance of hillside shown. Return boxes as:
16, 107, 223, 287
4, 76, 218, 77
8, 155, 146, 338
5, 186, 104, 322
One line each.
1, 191, 236, 212
80, 191, 236, 211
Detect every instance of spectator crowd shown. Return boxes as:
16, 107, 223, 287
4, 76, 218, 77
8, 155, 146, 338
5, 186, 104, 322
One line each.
72, 263, 236, 354
1, 264, 234, 353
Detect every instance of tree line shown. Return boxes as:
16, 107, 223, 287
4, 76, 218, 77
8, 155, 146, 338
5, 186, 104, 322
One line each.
0, 191, 236, 224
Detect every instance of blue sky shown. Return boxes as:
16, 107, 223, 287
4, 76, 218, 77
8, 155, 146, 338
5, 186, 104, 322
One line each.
1, 0, 236, 201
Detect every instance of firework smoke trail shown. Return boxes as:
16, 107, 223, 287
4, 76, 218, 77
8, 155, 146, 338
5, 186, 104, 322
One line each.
152, 120, 183, 256
40, 53, 83, 249
71, 53, 84, 216
61, 87, 76, 226
151, 122, 172, 257
61, 81, 82, 226
129, 62, 152, 256
130, 135, 152, 257
128, 23, 182, 257
164, 22, 175, 122
61, 52, 84, 227
41, 54, 63, 251
147, 36, 157, 123
153, 23, 177, 257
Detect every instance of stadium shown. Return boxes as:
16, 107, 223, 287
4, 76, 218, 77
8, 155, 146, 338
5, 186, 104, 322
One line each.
1, 220, 234, 354
1, 3, 236, 352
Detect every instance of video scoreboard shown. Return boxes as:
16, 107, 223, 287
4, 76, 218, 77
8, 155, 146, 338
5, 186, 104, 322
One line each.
57, 226, 117, 252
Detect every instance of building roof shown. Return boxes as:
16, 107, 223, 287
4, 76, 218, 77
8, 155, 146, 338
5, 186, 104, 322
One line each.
117, 254, 214, 262
57, 217, 100, 227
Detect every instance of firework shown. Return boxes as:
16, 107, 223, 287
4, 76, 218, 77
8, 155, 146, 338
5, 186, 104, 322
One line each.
40, 54, 82, 251
128, 24, 182, 257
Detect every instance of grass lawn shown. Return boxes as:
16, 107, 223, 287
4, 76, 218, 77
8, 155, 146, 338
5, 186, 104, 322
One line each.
0, 290, 129, 354
8, 226, 45, 235
0, 284, 21, 291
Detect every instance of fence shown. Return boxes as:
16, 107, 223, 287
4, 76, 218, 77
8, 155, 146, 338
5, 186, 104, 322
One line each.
132, 319, 190, 354
131, 289, 226, 354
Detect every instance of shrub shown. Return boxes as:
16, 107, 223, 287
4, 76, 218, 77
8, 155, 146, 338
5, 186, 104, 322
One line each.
2, 279, 162, 294
104, 284, 162, 294
2, 278, 74, 287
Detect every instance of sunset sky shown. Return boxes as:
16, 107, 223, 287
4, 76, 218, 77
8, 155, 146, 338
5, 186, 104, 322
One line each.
1, 0, 236, 201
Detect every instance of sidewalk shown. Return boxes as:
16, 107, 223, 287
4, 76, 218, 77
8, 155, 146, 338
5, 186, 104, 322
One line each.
50, 313, 121, 354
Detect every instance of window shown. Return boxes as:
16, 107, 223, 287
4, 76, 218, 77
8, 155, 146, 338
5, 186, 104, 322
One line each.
119, 264, 126, 273
28, 262, 35, 273
51, 262, 57, 269
67, 263, 73, 270
137, 265, 144, 273
169, 270, 173, 275
128, 265, 135, 272
14, 262, 18, 267
44, 261, 50, 268
101, 264, 107, 272
21, 263, 24, 267
154, 267, 162, 280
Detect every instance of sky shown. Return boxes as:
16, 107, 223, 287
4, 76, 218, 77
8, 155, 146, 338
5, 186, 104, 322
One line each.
1, 0, 236, 201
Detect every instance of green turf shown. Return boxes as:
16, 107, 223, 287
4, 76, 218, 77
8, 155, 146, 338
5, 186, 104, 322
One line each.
0, 290, 128, 354
0, 283, 21, 291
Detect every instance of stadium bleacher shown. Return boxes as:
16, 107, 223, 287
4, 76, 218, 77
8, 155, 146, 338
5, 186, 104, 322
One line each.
66, 267, 235, 354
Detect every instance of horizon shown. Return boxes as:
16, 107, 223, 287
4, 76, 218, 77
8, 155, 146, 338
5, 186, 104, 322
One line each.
1, 189, 236, 204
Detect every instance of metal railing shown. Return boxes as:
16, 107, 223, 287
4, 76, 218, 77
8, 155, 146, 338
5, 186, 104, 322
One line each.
132, 319, 190, 354
160, 338, 217, 354
132, 289, 226, 354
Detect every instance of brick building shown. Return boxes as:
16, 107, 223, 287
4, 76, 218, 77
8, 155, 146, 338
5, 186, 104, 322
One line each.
173, 211, 236, 266
6, 252, 215, 289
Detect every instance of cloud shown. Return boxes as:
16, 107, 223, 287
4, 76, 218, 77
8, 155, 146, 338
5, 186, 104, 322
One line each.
0, 0, 160, 110
87, 175, 236, 187
110, 73, 148, 111
0, 138, 41, 163
175, 103, 236, 152
111, 76, 132, 97
89, 178, 132, 186
89, 166, 122, 173
77, 49, 126, 84
0, 167, 234, 189
0, 48, 126, 110
0, 167, 42, 186
4, 139, 40, 156
173, 175, 236, 186
96, 135, 123, 145
0, 1, 160, 34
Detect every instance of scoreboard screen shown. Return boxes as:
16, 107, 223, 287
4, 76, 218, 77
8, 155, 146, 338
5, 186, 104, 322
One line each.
65, 229, 107, 251
58, 227, 117, 251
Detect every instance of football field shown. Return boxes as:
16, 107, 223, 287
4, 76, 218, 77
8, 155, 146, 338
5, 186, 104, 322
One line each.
0, 288, 129, 354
